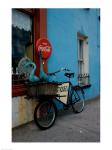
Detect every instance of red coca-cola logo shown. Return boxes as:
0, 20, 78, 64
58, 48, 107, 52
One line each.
36, 38, 52, 60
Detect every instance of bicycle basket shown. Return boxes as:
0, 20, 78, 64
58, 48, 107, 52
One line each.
26, 82, 60, 97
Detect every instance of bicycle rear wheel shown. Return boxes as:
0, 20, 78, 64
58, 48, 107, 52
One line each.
34, 100, 57, 130
71, 88, 85, 113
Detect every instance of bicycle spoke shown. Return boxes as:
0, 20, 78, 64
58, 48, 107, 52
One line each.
34, 101, 57, 129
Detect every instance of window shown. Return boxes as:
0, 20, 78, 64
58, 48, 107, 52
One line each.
77, 32, 90, 86
12, 9, 47, 97
12, 9, 33, 87
12, 9, 33, 74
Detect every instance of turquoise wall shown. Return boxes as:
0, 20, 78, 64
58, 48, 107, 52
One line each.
47, 9, 100, 102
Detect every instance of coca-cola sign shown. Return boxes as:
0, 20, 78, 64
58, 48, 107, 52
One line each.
36, 38, 52, 60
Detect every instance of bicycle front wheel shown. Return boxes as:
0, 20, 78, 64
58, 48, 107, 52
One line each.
34, 100, 57, 130
71, 88, 85, 113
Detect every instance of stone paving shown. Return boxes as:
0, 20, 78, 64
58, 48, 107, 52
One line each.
12, 97, 100, 142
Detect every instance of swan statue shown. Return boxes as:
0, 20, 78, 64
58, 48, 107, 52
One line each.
18, 56, 39, 82
24, 61, 39, 82
18, 50, 50, 82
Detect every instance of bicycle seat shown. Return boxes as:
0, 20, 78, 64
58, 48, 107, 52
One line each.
64, 72, 74, 78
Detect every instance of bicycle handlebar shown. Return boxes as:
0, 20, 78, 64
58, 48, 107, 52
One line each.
47, 68, 71, 76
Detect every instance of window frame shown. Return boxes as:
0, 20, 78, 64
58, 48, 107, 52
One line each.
77, 32, 90, 87
12, 9, 47, 97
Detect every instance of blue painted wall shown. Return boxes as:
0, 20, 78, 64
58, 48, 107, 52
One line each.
47, 9, 100, 102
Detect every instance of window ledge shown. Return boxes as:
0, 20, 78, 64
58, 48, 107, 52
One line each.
12, 84, 27, 97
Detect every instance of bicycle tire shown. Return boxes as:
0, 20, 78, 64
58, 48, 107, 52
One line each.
34, 100, 57, 130
71, 88, 85, 113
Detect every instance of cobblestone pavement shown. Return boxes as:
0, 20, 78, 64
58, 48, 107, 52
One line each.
12, 97, 100, 142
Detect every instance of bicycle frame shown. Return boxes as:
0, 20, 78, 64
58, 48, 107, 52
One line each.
56, 81, 81, 106
32, 71, 85, 130
56, 82, 70, 105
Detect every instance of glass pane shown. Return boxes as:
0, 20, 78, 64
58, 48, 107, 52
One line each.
12, 9, 32, 31
12, 9, 33, 73
79, 40, 83, 60
79, 62, 83, 74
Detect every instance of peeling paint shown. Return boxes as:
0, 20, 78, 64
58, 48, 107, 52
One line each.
12, 96, 38, 128
19, 96, 27, 124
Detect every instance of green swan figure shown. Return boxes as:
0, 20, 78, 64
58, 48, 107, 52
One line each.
39, 50, 49, 82
18, 51, 50, 82
18, 56, 39, 82
24, 62, 39, 82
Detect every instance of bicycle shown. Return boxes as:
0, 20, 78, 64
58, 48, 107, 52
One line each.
31, 68, 85, 130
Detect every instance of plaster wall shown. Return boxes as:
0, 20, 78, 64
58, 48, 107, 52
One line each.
12, 96, 38, 128
47, 9, 100, 100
